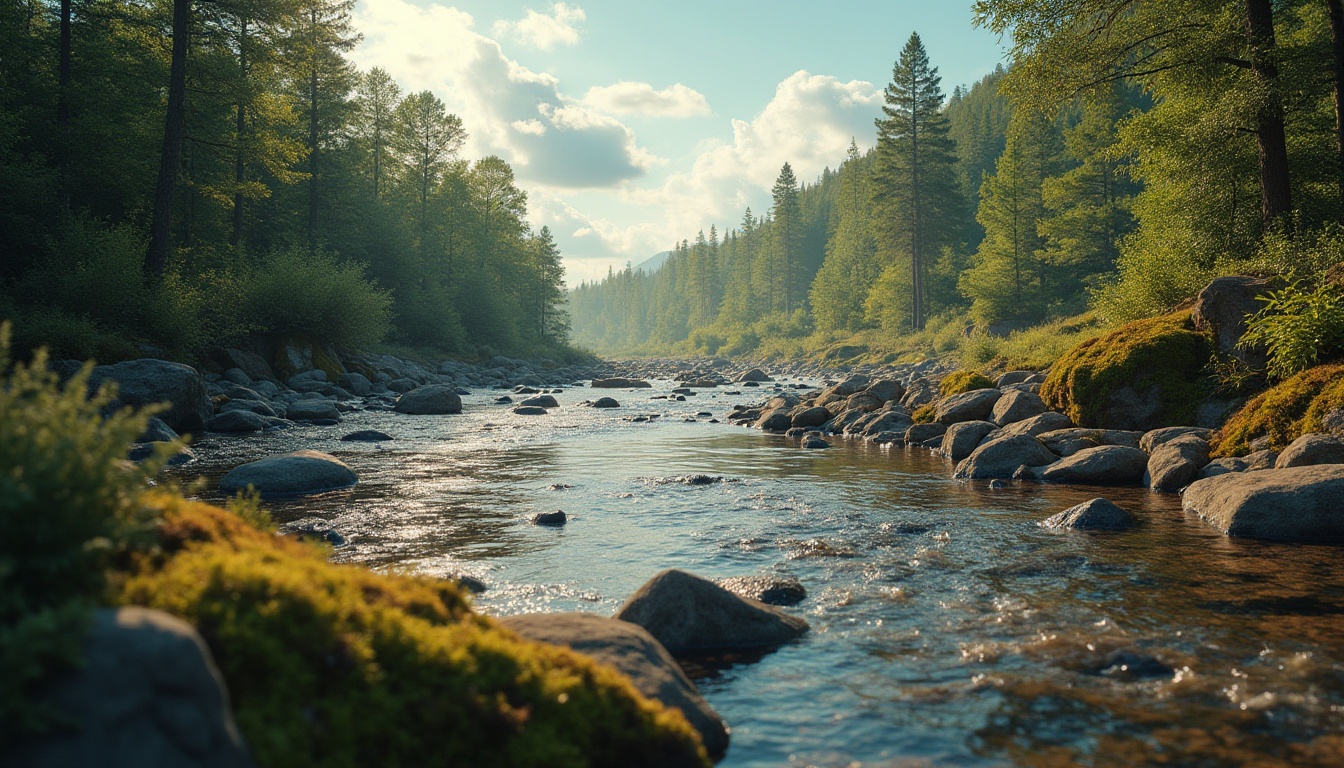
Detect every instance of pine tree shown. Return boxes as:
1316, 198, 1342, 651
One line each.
355, 67, 401, 201
391, 90, 464, 255
870, 31, 960, 331
770, 162, 802, 313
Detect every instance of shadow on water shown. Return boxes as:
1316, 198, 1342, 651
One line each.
170, 384, 1344, 767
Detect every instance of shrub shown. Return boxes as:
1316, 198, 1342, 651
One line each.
940, 370, 995, 397
0, 324, 169, 742
119, 495, 708, 768
912, 403, 937, 423
1213, 364, 1344, 456
1040, 311, 1214, 429
957, 333, 1001, 371
1240, 281, 1344, 380
240, 248, 393, 349
994, 314, 1107, 372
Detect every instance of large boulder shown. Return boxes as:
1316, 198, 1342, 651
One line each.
1038, 428, 1142, 456
1183, 464, 1344, 542
755, 407, 793, 432
1145, 434, 1211, 492
283, 399, 341, 422
900, 377, 939, 410
207, 410, 266, 434
953, 434, 1059, 480
1040, 312, 1214, 431
218, 450, 357, 499
940, 420, 998, 463
1274, 433, 1344, 468
394, 385, 463, 415
991, 389, 1047, 426
499, 613, 729, 759
842, 391, 884, 414
818, 375, 870, 403
736, 368, 771, 383
863, 379, 905, 404
592, 378, 652, 389
1191, 275, 1283, 368
850, 410, 914, 437
216, 347, 274, 383
1041, 498, 1137, 531
7, 606, 254, 768
614, 569, 808, 655
1040, 445, 1149, 486
88, 359, 211, 434
519, 395, 560, 409
935, 388, 1002, 425
997, 411, 1073, 439
790, 406, 832, 429
1140, 426, 1213, 453
995, 370, 1037, 388
904, 422, 948, 445
337, 372, 373, 397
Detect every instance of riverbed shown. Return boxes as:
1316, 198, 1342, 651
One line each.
183, 380, 1344, 767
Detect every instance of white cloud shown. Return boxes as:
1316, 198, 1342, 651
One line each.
351, 0, 651, 189
492, 2, 585, 50
583, 82, 711, 118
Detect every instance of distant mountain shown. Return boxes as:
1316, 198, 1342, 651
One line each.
633, 250, 672, 274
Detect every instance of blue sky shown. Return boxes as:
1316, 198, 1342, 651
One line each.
350, 1, 1008, 281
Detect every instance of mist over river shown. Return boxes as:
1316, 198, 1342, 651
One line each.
182, 380, 1344, 767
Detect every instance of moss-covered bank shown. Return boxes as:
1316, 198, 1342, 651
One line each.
1213, 364, 1344, 457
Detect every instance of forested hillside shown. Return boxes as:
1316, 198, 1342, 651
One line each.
571, 3, 1344, 363
0, 0, 569, 362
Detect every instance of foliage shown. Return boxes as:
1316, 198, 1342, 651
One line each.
940, 370, 994, 397
0, 324, 169, 742
1240, 281, 1344, 379
993, 314, 1108, 372
912, 404, 937, 423
239, 248, 393, 349
1214, 364, 1344, 456
1040, 312, 1214, 428
119, 494, 709, 768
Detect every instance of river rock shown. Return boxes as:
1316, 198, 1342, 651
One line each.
592, 377, 652, 388
591, 397, 620, 408
756, 408, 792, 432
138, 417, 179, 444
207, 410, 266, 433
991, 389, 1047, 426
531, 510, 567, 526
513, 405, 548, 416
1183, 464, 1344, 542
715, 575, 807, 607
1038, 428, 1143, 456
863, 379, 905, 403
1040, 445, 1149, 486
1191, 274, 1282, 368
6, 606, 254, 768
217, 347, 274, 383
218, 450, 357, 499
995, 370, 1036, 388
1041, 498, 1137, 531
1145, 434, 1211, 492
499, 612, 729, 759
940, 420, 998, 462
220, 399, 277, 418
1198, 456, 1249, 479
1140, 426, 1214, 453
801, 436, 830, 449
337, 372, 372, 397
394, 385, 462, 415
88, 359, 211, 434
905, 422, 948, 445
900, 377, 939, 409
340, 429, 393, 442
386, 377, 418, 393
953, 434, 1059, 480
818, 375, 870, 403
996, 411, 1073, 439
1274, 433, 1344, 468
284, 399, 341, 422
843, 391, 884, 413
736, 368, 771, 382
222, 368, 251, 386
790, 406, 832, 429
850, 410, 914, 437
520, 394, 559, 409
615, 569, 809, 655
935, 388, 1002, 425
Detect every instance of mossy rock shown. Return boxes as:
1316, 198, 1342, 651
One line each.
271, 335, 346, 383
118, 494, 709, 768
1039, 311, 1214, 431
1213, 364, 1344, 457
939, 370, 994, 398
912, 403, 937, 424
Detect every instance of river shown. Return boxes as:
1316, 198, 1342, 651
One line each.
185, 379, 1344, 767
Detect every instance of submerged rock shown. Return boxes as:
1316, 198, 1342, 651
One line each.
530, 510, 567, 526
615, 569, 809, 655
340, 429, 393, 442
716, 575, 807, 607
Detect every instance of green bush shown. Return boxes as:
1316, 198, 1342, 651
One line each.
940, 370, 995, 397
240, 248, 393, 349
1240, 281, 1344, 380
1040, 311, 1215, 428
0, 324, 169, 741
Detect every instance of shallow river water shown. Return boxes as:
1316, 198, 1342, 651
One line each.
184, 380, 1344, 767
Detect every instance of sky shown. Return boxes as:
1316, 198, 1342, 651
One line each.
349, 0, 1009, 283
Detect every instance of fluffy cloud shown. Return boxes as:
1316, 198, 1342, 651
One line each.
351, 0, 650, 189
583, 82, 711, 118
492, 2, 585, 50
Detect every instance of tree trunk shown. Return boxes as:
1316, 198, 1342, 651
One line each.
1244, 0, 1293, 230
230, 17, 247, 248
1328, 0, 1344, 204
144, 0, 190, 279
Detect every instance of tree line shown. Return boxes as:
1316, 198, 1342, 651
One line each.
0, 0, 569, 361
571, 2, 1344, 357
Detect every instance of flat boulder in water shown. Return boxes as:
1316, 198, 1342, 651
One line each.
513, 405, 548, 415
591, 377, 652, 388
394, 385, 462, 415
207, 409, 266, 433
500, 612, 729, 759
519, 394, 559, 408
1183, 464, 1344, 542
615, 569, 809, 655
1041, 498, 1137, 531
1040, 445, 1148, 486
285, 399, 341, 421
590, 396, 620, 408
219, 449, 357, 499
340, 429, 393, 442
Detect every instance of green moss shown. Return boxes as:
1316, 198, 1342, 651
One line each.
1213, 364, 1344, 457
912, 404, 937, 424
939, 370, 995, 397
1039, 311, 1214, 429
119, 495, 708, 768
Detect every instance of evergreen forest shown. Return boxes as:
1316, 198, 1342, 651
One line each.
570, 3, 1344, 370
0, 0, 571, 363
